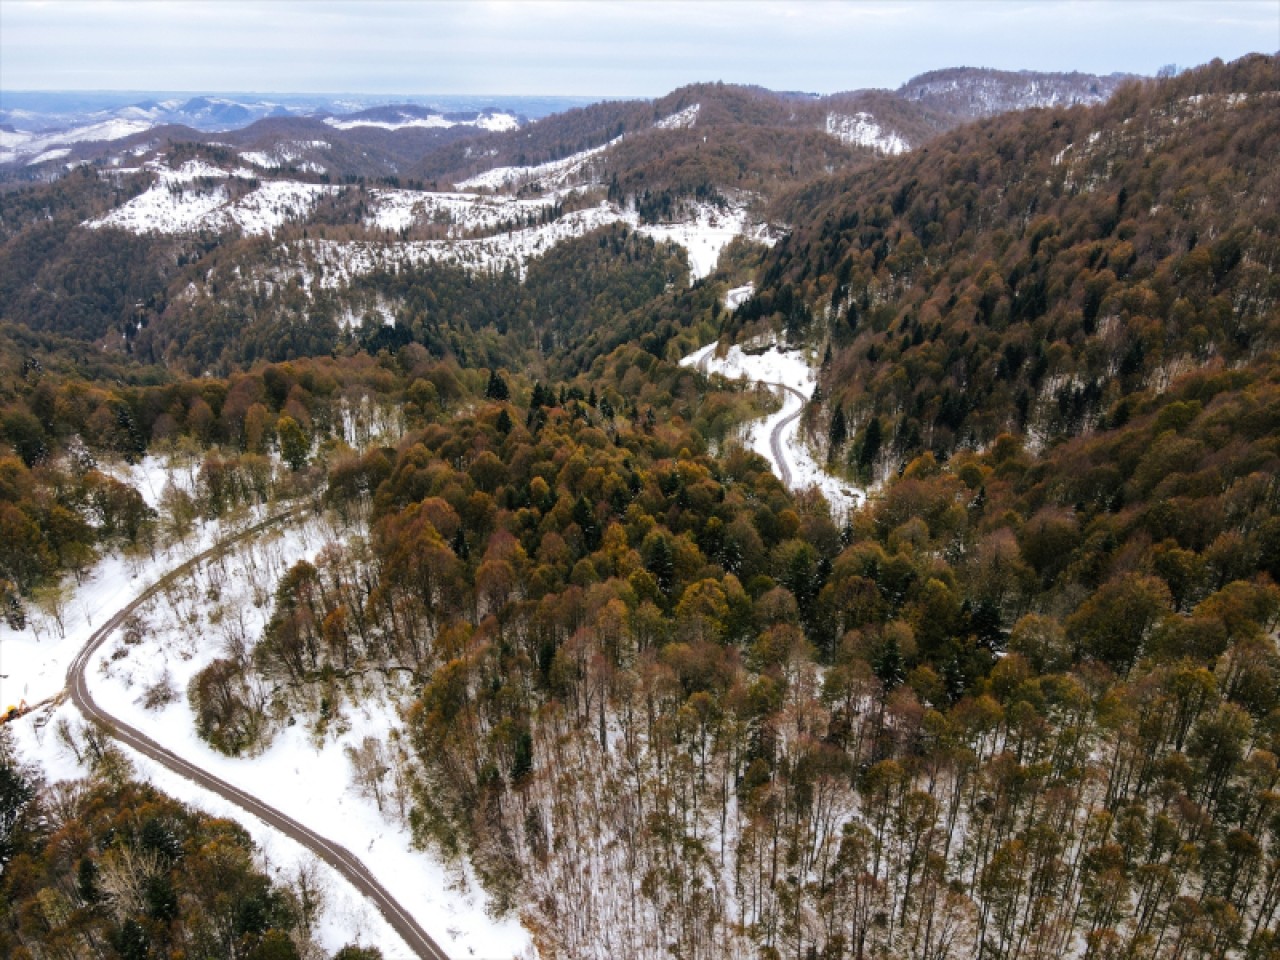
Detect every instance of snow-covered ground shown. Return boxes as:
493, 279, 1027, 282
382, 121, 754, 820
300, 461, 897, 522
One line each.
455, 136, 621, 192
1, 454, 204, 710
724, 282, 755, 310
325, 111, 519, 133
655, 103, 700, 129
7, 701, 407, 958
74, 515, 529, 959
0, 118, 152, 164
240, 140, 330, 172
314, 198, 772, 283
3, 460, 533, 959
824, 112, 909, 155
637, 203, 771, 281
363, 186, 567, 234
86, 159, 335, 236
682, 341, 863, 515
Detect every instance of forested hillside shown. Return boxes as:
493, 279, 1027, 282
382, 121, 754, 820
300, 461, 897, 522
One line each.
2, 54, 1278, 960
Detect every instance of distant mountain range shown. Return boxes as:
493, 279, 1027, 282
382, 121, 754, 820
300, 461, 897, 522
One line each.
0, 69, 1134, 174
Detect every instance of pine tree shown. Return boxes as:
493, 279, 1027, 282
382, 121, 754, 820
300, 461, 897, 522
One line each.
485, 370, 510, 401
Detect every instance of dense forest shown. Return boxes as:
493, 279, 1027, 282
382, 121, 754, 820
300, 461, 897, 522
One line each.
0, 725, 387, 960
1, 54, 1278, 960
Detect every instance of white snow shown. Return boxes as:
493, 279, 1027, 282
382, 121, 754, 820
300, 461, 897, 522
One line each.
1, 455, 211, 711
635, 202, 772, 281
311, 197, 771, 283
229, 180, 334, 234
824, 112, 909, 155
239, 140, 330, 169
655, 103, 700, 129
26, 147, 71, 165
0, 118, 152, 164
86, 160, 335, 236
454, 136, 620, 191
324, 112, 519, 133
682, 342, 863, 515
724, 282, 755, 310
79, 515, 533, 960
4, 501, 534, 960
8, 701, 412, 960
240, 150, 278, 168
363, 187, 565, 234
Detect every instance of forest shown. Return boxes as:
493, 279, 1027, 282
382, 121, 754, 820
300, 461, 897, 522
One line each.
1, 53, 1277, 960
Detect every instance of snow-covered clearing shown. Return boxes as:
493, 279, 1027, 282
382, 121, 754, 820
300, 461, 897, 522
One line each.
682, 341, 863, 515
325, 111, 519, 133
0, 118, 152, 164
455, 136, 620, 191
636, 202, 772, 281
313, 198, 771, 284
363, 186, 568, 234
240, 140, 330, 171
655, 103, 700, 129
86, 160, 335, 236
824, 112, 909, 155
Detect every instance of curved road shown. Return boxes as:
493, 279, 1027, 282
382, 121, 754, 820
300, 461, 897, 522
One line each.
764, 381, 807, 489
66, 505, 452, 960
692, 343, 808, 491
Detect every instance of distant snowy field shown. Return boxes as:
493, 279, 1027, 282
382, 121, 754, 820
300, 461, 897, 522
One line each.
0, 117, 152, 164
325, 111, 519, 133
309, 198, 772, 284
86, 159, 335, 236
682, 342, 863, 515
824, 112, 910, 155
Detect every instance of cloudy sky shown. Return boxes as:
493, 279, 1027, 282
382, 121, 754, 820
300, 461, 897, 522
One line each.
1, 0, 1276, 96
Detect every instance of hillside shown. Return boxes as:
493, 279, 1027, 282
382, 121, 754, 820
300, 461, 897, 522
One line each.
4, 55, 1280, 960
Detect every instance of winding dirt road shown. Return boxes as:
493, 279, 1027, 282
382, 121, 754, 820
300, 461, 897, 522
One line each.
65, 505, 452, 960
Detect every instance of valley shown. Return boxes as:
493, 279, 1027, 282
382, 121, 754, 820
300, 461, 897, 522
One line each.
2, 50, 1279, 960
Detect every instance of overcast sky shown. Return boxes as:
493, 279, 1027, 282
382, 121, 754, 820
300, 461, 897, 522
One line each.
1, 0, 1276, 96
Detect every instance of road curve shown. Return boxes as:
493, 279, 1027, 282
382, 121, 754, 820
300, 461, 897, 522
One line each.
691, 346, 808, 490
66, 504, 452, 960
763, 381, 807, 489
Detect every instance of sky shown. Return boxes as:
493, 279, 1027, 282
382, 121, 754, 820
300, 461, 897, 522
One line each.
1, 0, 1276, 97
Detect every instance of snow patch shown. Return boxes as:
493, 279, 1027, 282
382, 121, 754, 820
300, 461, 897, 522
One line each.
656, 103, 700, 130
313, 196, 772, 283
26, 147, 71, 165
454, 136, 620, 191
363, 187, 565, 234
86, 160, 334, 236
824, 112, 909, 155
0, 118, 152, 164
324, 111, 519, 133
725, 282, 755, 310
